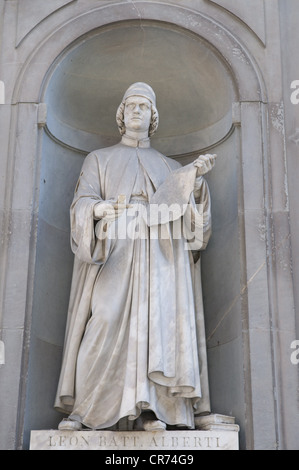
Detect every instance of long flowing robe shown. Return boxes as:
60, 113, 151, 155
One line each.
54, 136, 212, 429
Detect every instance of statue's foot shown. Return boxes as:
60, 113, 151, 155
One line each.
58, 418, 82, 431
142, 419, 167, 431
134, 411, 166, 431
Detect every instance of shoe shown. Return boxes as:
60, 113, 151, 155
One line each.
58, 418, 82, 431
143, 420, 167, 431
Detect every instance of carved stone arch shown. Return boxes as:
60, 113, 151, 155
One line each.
14, 2, 274, 450
14, 2, 266, 104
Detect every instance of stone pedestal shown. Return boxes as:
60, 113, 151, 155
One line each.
195, 414, 240, 432
30, 427, 239, 451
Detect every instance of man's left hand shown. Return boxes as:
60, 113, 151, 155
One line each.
193, 154, 217, 177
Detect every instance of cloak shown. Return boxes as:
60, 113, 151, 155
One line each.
54, 138, 212, 429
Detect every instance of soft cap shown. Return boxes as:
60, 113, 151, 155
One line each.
122, 82, 156, 105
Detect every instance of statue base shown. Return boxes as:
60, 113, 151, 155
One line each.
30, 423, 239, 451
195, 413, 240, 432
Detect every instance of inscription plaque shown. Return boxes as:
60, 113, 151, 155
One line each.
30, 430, 239, 451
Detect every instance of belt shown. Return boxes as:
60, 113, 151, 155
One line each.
130, 197, 148, 204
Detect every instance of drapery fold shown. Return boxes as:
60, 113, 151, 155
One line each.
55, 142, 212, 429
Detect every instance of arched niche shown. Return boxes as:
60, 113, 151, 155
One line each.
25, 19, 239, 442
18, 2, 267, 450
44, 21, 234, 158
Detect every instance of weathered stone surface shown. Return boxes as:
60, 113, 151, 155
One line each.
16, 0, 75, 46
208, 0, 266, 44
0, 0, 298, 452
30, 430, 239, 451
195, 414, 239, 432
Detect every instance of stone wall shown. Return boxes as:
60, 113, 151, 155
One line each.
0, 0, 298, 450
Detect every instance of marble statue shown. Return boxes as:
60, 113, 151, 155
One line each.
55, 82, 216, 431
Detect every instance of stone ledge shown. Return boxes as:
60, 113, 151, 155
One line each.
195, 414, 240, 432
30, 429, 239, 451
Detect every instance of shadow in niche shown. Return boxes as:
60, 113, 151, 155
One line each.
23, 20, 243, 448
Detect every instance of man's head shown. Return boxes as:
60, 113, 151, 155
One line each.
116, 82, 159, 137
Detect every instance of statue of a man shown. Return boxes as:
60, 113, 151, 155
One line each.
55, 82, 216, 431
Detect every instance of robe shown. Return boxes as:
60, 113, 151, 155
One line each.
54, 136, 212, 429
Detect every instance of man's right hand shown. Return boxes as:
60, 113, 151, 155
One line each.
93, 201, 131, 221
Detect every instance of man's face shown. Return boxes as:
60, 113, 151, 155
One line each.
124, 96, 152, 134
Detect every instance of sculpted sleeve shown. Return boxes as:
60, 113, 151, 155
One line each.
184, 176, 212, 252
70, 152, 106, 264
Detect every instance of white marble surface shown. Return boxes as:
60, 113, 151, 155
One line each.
54, 84, 215, 431
0, 0, 298, 451
195, 413, 240, 432
30, 430, 239, 451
